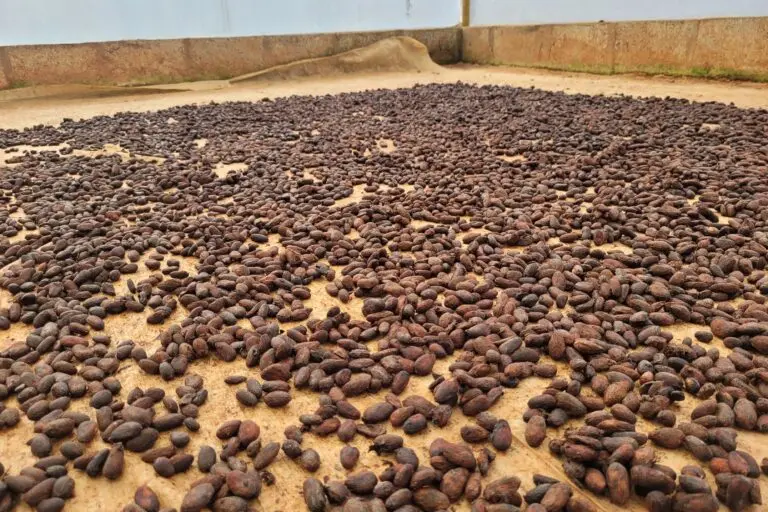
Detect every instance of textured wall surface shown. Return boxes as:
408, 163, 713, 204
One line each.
470, 0, 768, 26
0, 28, 461, 87
0, 0, 460, 46
463, 17, 768, 81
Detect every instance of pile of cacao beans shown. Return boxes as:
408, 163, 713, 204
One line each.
2, 83, 768, 511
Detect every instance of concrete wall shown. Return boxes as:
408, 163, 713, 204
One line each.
470, 0, 768, 26
0, 28, 461, 89
2, 1, 768, 89
0, 0, 459, 46
462, 17, 768, 81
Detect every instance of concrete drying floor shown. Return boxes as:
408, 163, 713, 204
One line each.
2, 66, 768, 512
2, 65, 768, 131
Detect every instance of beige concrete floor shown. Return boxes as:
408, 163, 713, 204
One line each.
2, 64, 768, 130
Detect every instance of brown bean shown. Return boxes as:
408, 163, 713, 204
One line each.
340, 446, 360, 470
606, 463, 630, 505
135, 484, 160, 512
253, 442, 280, 470
413, 488, 450, 511
181, 483, 215, 512
303, 478, 327, 512
103, 443, 125, 480
226, 470, 261, 499
440, 467, 469, 502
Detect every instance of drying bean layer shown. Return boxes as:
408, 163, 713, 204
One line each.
2, 83, 768, 512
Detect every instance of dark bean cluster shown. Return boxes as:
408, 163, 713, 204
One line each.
2, 83, 768, 511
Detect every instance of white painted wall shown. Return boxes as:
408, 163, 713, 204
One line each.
471, 0, 768, 26
0, 0, 459, 46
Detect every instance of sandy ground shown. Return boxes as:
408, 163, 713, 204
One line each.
3, 66, 768, 512
1, 64, 768, 131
